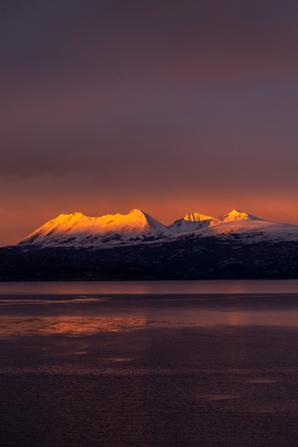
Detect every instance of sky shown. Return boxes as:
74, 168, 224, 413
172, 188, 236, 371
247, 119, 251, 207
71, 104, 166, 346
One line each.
1, 0, 298, 245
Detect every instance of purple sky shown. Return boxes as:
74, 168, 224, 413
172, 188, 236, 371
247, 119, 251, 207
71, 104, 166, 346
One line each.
1, 0, 298, 244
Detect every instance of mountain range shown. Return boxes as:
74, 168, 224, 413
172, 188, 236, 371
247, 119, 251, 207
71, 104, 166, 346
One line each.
1, 207, 298, 280
19, 208, 298, 247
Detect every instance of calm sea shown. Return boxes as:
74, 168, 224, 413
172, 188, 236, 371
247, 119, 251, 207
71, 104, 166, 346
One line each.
1, 280, 298, 446
1, 279, 298, 294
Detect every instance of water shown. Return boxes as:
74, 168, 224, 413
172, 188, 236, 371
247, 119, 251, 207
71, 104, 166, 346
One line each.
1, 281, 298, 446
1, 279, 298, 294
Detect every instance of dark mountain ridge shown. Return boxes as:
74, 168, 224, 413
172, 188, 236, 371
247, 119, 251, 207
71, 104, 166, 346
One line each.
1, 234, 298, 280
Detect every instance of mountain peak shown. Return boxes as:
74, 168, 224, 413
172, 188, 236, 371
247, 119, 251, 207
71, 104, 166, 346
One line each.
20, 208, 170, 247
183, 212, 216, 222
222, 209, 259, 222
128, 208, 145, 216
168, 211, 216, 234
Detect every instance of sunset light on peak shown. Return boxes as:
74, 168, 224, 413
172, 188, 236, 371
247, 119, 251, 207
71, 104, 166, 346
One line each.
222, 209, 258, 222
17, 205, 298, 248
183, 212, 216, 222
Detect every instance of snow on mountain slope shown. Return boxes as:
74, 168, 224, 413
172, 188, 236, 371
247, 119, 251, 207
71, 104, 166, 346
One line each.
20, 209, 171, 247
206, 209, 298, 240
201, 219, 298, 242
169, 208, 298, 241
169, 208, 258, 235
169, 211, 217, 233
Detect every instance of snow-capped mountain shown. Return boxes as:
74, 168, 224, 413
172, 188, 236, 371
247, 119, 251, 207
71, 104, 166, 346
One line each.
20, 209, 171, 247
169, 211, 217, 233
169, 209, 260, 234
170, 209, 298, 241
19, 207, 298, 247
10, 207, 298, 281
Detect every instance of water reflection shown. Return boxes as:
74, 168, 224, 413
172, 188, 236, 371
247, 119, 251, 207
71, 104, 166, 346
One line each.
1, 280, 298, 295
0, 316, 148, 336
0, 297, 103, 306
2, 308, 298, 337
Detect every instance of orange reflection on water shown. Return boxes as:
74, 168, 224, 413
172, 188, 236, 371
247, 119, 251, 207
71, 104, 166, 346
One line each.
0, 316, 148, 337
3, 308, 298, 337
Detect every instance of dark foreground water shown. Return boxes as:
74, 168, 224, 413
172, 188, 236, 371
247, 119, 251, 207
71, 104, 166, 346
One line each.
2, 281, 298, 446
